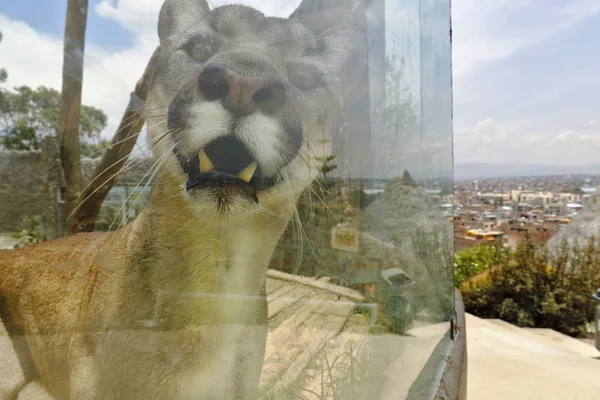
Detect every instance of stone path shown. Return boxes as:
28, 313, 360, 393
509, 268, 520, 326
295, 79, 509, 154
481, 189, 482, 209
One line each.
467, 313, 600, 400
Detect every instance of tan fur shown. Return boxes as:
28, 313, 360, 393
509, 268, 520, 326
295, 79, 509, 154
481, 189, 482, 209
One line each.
0, 1, 363, 399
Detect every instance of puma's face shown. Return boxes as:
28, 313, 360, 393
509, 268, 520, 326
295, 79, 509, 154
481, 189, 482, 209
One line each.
146, 0, 360, 217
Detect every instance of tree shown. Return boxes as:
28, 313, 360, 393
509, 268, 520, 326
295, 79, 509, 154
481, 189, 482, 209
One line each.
73, 49, 160, 233
398, 170, 418, 188
81, 138, 111, 158
55, 0, 160, 234
58, 0, 89, 234
0, 86, 107, 154
460, 236, 600, 337
454, 242, 513, 286
1, 3, 161, 235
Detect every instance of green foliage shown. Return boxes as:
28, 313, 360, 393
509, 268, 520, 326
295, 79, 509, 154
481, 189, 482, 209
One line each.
276, 174, 456, 329
315, 154, 337, 180
460, 236, 600, 337
571, 188, 584, 195
276, 180, 361, 276
93, 188, 150, 232
398, 170, 418, 188
81, 138, 112, 158
10, 215, 47, 249
94, 205, 123, 232
454, 242, 514, 286
2, 119, 39, 150
0, 85, 107, 153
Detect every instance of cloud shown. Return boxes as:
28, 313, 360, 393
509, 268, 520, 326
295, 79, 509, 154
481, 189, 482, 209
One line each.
94, 0, 301, 33
557, 130, 575, 141
456, 117, 600, 165
4, 0, 598, 168
0, 1, 304, 149
578, 133, 600, 142
452, 0, 600, 80
455, 117, 537, 161
0, 16, 63, 90
95, 0, 162, 38
524, 135, 541, 144
455, 118, 504, 146
0, 13, 154, 146
452, 0, 600, 166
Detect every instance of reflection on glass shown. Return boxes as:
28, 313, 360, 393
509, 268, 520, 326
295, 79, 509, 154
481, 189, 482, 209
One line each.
0, 0, 453, 399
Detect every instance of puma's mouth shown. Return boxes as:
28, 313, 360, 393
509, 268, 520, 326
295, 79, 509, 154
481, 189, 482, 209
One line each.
178, 136, 281, 201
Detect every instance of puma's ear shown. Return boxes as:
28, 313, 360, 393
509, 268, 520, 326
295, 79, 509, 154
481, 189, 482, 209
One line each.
290, 1, 371, 174
158, 0, 210, 42
317, 25, 366, 89
290, 1, 368, 102
289, 0, 373, 35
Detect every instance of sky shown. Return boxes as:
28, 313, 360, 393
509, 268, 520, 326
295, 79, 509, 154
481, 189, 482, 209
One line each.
0, 0, 599, 166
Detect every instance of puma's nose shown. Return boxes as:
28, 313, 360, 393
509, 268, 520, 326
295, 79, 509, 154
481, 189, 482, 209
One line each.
197, 65, 287, 116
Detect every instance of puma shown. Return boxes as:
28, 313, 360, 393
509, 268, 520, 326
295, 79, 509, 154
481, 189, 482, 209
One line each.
0, 1, 363, 399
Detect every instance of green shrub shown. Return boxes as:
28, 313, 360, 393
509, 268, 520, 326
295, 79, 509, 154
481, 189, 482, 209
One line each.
454, 242, 513, 286
94, 205, 123, 232
460, 236, 600, 337
11, 215, 47, 248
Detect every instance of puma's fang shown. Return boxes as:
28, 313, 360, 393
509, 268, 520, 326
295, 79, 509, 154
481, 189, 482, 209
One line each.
199, 149, 215, 173
237, 162, 257, 183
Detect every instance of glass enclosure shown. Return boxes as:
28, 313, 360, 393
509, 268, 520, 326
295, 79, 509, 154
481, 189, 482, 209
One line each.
0, 0, 454, 399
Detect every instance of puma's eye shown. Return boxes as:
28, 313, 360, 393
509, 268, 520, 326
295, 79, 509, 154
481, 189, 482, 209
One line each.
190, 44, 211, 62
288, 64, 322, 90
183, 36, 217, 63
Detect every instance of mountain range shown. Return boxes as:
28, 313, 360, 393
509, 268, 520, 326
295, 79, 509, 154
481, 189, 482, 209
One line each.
455, 162, 600, 180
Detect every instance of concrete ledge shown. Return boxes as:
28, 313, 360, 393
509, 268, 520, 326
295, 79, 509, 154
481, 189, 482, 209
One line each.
467, 314, 600, 399
434, 289, 468, 400
404, 290, 468, 400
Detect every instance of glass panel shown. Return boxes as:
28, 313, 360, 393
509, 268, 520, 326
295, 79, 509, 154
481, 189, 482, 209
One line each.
0, 0, 454, 398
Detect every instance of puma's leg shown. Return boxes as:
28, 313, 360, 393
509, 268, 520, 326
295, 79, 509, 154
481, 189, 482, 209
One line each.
17, 381, 54, 400
0, 320, 28, 399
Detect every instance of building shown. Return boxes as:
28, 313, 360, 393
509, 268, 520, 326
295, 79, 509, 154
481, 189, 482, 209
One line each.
558, 192, 582, 203
545, 203, 566, 216
455, 228, 505, 250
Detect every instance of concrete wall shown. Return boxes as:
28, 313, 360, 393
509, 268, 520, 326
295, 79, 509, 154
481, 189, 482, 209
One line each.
0, 138, 63, 239
0, 135, 156, 239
